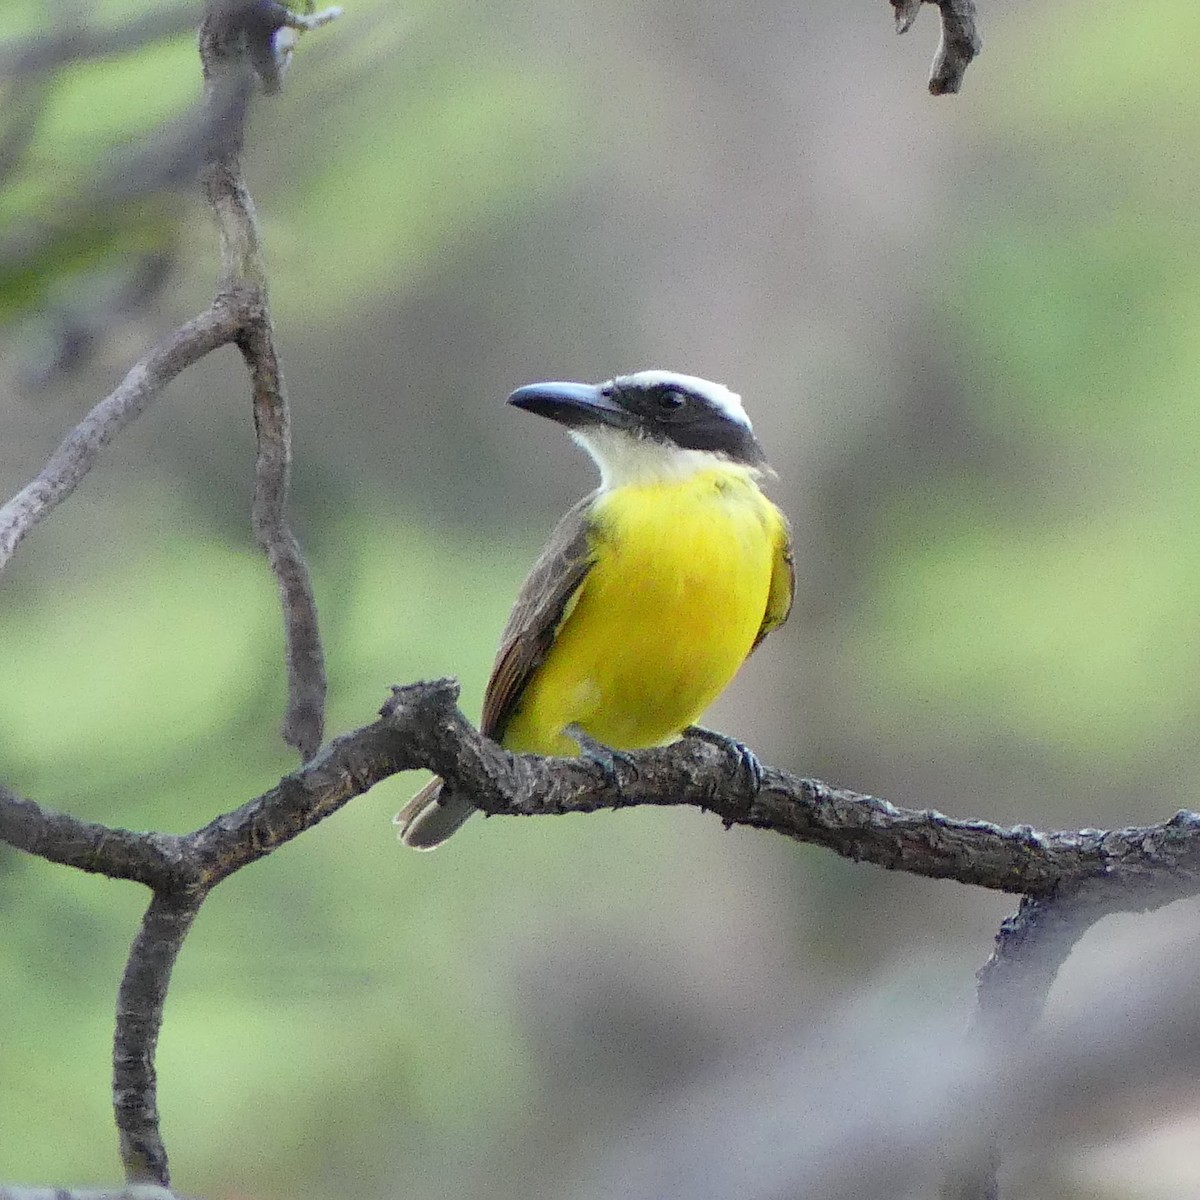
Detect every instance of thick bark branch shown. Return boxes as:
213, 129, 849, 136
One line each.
113, 892, 202, 1185
26, 681, 1195, 909
6, 680, 1200, 907
0, 785, 186, 890
6, 679, 1200, 1197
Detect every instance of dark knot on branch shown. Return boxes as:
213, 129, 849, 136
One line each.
381, 676, 462, 721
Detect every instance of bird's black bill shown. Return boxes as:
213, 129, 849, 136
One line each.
508, 381, 634, 431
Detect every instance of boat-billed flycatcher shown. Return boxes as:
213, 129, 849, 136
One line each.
395, 370, 794, 849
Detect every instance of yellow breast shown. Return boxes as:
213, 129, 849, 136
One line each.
502, 467, 787, 756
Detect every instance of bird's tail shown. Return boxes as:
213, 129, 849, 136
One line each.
394, 777, 476, 850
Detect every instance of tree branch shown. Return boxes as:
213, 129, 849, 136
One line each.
943, 895, 1088, 1200
113, 892, 202, 1185
587, 928, 1200, 1200
891, 0, 982, 94
0, 1, 330, 758
11, 680, 1200, 911
197, 1, 326, 758
7, 677, 1200, 1194
0, 5, 338, 1189
0, 785, 185, 890
0, 301, 241, 571
0, 6, 198, 77
0, 7, 1167, 1200
948, 862, 1190, 1200
240, 310, 325, 758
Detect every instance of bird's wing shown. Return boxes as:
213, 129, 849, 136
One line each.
481, 492, 598, 739
752, 508, 795, 651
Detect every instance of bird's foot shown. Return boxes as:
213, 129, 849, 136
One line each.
565, 724, 638, 788
683, 726, 764, 792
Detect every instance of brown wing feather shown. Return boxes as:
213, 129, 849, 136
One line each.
752, 511, 795, 652
480, 492, 597, 739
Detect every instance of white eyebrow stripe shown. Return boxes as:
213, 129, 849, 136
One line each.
609, 370, 752, 429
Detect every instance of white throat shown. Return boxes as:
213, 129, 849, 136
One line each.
573, 427, 758, 491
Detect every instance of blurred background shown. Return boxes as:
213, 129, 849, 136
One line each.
2, 0, 1200, 1196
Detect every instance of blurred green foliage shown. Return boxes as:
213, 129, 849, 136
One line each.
272, 60, 583, 314
0, 0, 584, 328
842, 0, 1200, 784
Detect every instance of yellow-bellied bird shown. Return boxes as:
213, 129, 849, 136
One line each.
395, 370, 794, 849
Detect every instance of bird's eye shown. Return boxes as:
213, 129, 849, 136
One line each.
657, 388, 687, 412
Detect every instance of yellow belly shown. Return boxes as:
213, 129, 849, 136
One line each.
501, 469, 783, 756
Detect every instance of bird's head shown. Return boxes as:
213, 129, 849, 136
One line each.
508, 370, 767, 488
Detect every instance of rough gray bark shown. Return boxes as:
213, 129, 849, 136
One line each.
12, 678, 1200, 909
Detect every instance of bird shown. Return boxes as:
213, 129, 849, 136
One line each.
394, 369, 794, 849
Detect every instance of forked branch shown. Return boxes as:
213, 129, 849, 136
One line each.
8, 679, 1200, 910
0, 1, 339, 1188
5, 673, 1200, 1192
0, 0, 330, 759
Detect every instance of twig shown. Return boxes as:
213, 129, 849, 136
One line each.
197, 1, 327, 758
113, 892, 203, 1185
283, 7, 344, 33
928, 0, 982, 94
891, 0, 982, 94
0, 301, 241, 570
241, 317, 326, 758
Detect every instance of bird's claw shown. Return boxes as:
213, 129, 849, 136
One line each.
565, 724, 638, 788
684, 726, 764, 792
